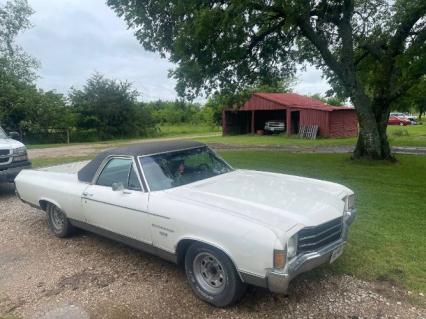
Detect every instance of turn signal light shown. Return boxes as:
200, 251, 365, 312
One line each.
273, 249, 286, 269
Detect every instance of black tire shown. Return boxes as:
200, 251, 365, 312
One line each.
46, 203, 74, 238
184, 242, 247, 307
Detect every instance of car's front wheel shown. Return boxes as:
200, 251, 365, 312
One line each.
184, 242, 247, 307
46, 203, 74, 238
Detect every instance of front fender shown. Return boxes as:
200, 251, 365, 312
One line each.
175, 235, 244, 280
39, 197, 63, 212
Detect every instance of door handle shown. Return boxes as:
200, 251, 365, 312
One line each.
82, 192, 94, 197
122, 190, 132, 195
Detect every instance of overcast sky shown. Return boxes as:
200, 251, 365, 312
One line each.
16, 0, 331, 102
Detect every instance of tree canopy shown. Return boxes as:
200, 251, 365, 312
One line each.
0, 0, 38, 83
108, 0, 426, 160
0, 0, 74, 136
0, 0, 215, 144
70, 73, 155, 139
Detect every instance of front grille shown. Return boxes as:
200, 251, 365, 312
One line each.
266, 123, 284, 128
297, 217, 343, 254
0, 149, 10, 156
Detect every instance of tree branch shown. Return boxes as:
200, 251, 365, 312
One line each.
358, 41, 384, 60
295, 16, 346, 84
388, 2, 426, 56
338, 0, 355, 67
354, 51, 369, 65
407, 26, 426, 52
248, 19, 286, 51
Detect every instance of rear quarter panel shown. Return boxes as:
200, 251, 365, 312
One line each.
15, 170, 88, 221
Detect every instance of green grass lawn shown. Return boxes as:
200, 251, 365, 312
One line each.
197, 124, 426, 148
220, 151, 426, 292
27, 124, 220, 149
27, 123, 425, 150
31, 151, 425, 292
156, 124, 220, 137
31, 156, 92, 168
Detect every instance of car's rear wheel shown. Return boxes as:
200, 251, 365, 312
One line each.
184, 242, 247, 307
46, 203, 74, 238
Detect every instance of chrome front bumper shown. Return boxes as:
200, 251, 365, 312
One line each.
266, 209, 356, 294
267, 240, 345, 293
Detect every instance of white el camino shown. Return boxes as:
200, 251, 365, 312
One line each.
15, 140, 356, 307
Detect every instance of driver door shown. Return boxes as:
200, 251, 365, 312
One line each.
81, 157, 152, 244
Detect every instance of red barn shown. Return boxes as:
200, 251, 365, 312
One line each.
222, 93, 358, 138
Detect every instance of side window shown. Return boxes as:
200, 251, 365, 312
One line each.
128, 165, 142, 191
97, 158, 132, 187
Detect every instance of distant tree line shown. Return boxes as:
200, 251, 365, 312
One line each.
1, 0, 424, 145
0, 0, 217, 144
2, 71, 218, 143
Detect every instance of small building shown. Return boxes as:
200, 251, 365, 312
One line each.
222, 93, 358, 138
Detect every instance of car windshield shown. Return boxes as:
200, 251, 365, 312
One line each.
139, 146, 233, 191
0, 127, 7, 139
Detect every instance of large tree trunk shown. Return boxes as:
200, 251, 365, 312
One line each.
353, 121, 393, 160
351, 90, 394, 160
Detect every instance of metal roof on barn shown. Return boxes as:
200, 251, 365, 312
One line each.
240, 93, 353, 112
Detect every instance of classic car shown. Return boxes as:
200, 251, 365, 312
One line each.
0, 126, 31, 184
15, 140, 356, 307
390, 112, 417, 124
388, 115, 411, 126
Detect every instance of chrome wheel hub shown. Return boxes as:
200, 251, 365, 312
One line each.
193, 252, 226, 294
51, 206, 65, 231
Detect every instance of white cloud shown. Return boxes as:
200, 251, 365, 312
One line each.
17, 0, 177, 101
293, 65, 331, 96
17, 0, 331, 101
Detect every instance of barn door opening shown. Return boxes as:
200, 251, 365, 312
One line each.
291, 111, 300, 134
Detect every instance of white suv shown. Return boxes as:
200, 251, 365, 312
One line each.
0, 127, 31, 183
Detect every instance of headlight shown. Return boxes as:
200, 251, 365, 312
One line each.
287, 234, 298, 259
12, 147, 27, 162
13, 147, 27, 156
345, 194, 355, 211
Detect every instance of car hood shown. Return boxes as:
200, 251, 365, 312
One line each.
166, 169, 352, 233
0, 138, 24, 150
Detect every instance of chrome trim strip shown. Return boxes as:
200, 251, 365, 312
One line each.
138, 145, 205, 158
81, 196, 170, 220
69, 218, 177, 263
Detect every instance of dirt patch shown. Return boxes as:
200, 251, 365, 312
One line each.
0, 189, 424, 319
42, 270, 115, 297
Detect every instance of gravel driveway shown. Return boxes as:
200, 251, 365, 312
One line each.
0, 184, 424, 319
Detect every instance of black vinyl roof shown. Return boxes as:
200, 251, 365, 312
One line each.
78, 140, 206, 183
